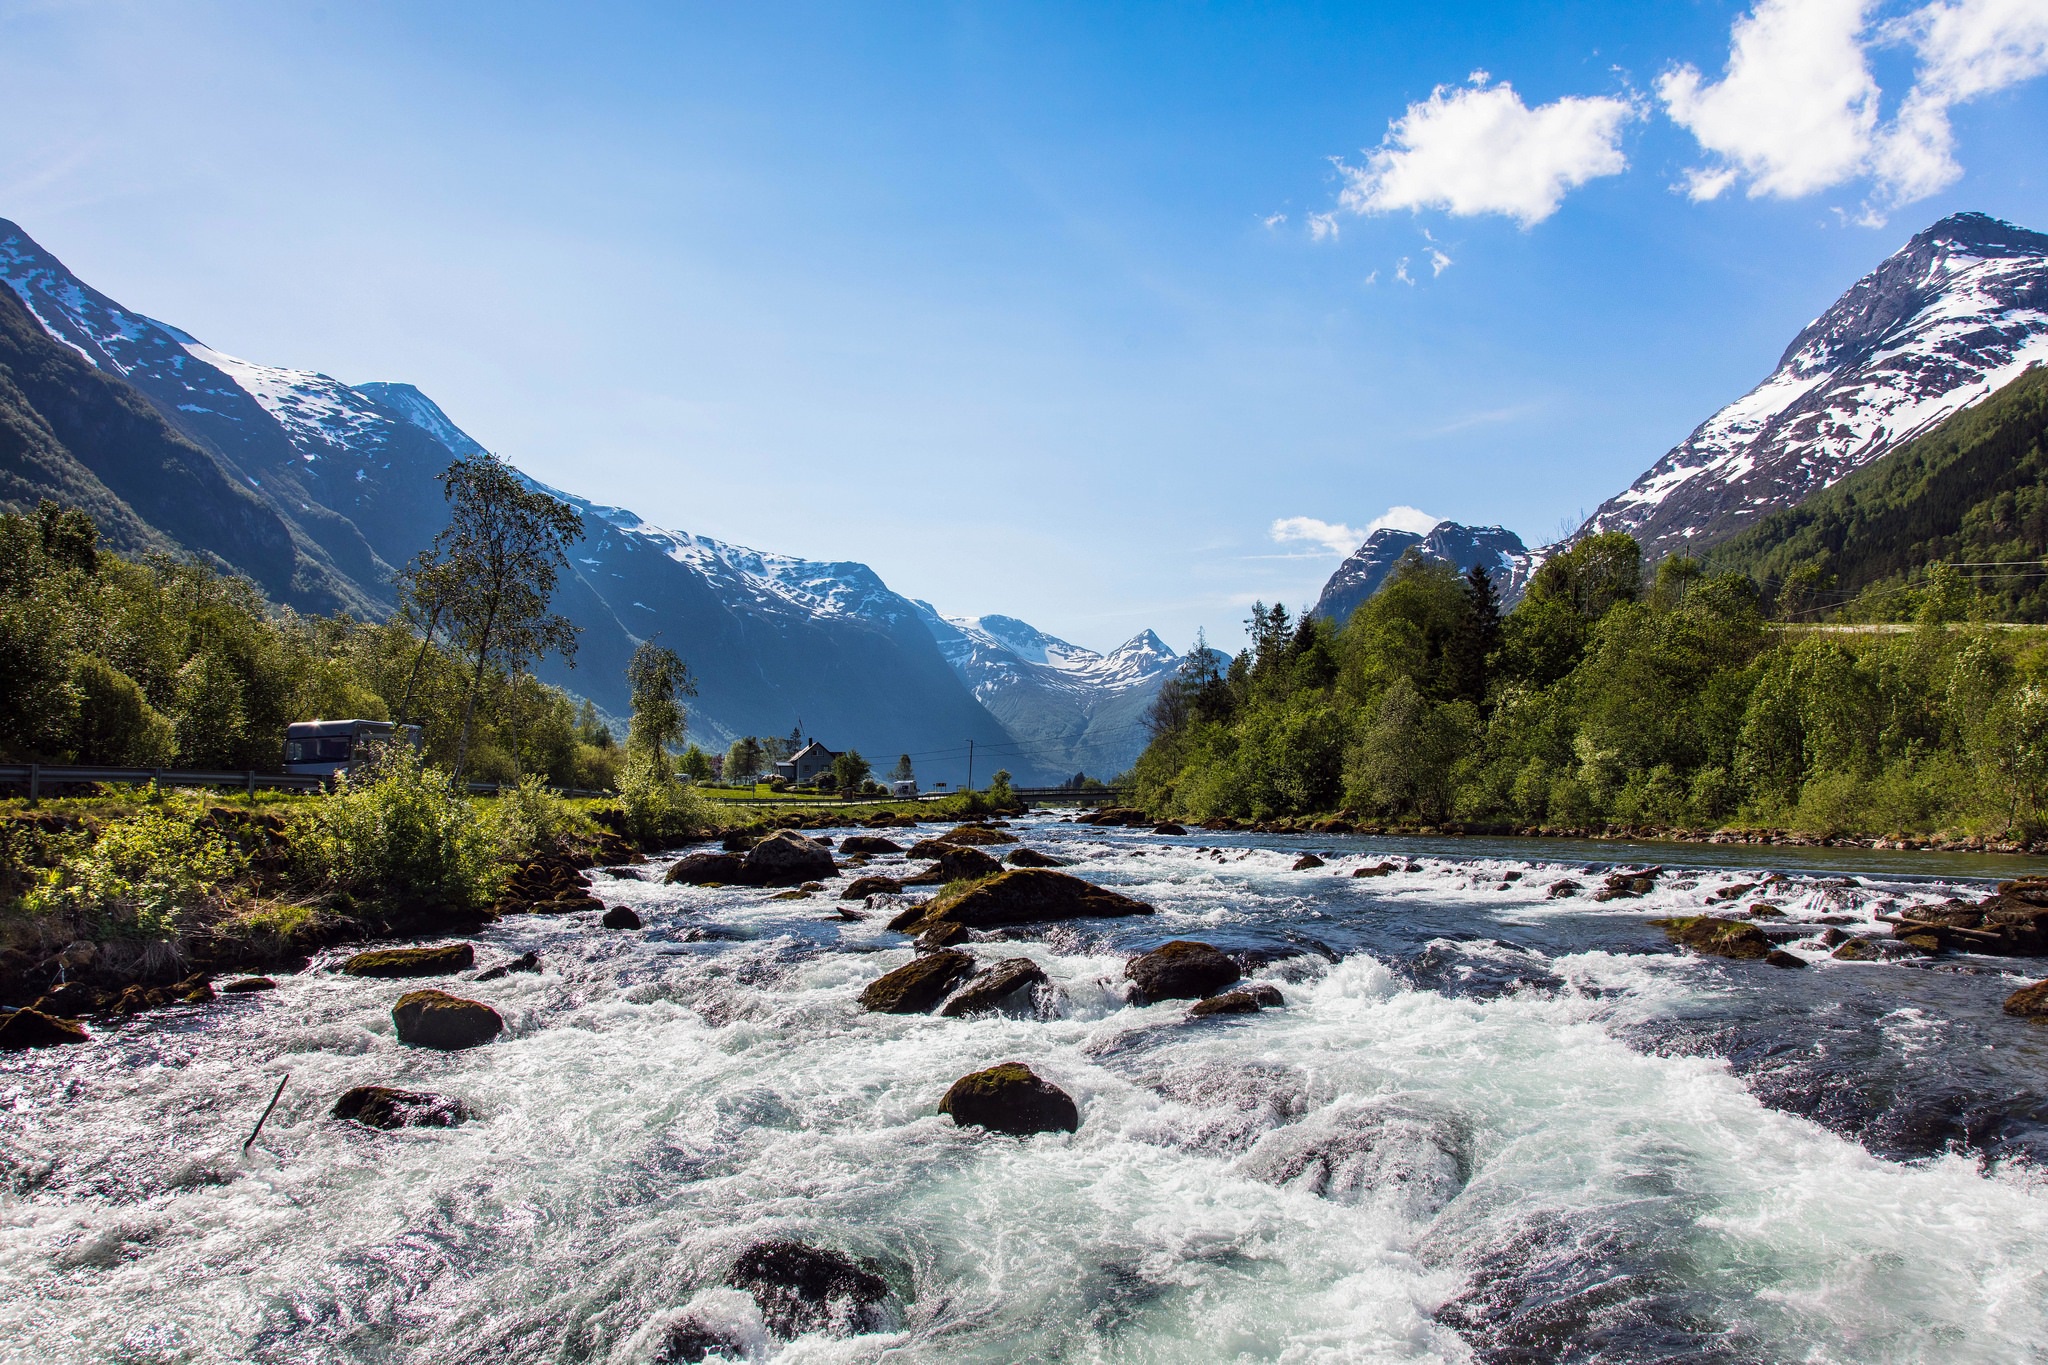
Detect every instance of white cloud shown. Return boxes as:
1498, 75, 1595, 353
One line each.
1874, 0, 2048, 203
1307, 211, 1339, 241
1365, 505, 1444, 536
1658, 0, 1881, 201
1338, 75, 1637, 226
1429, 247, 1453, 275
1395, 256, 1414, 284
1269, 516, 1366, 555
1262, 211, 1288, 229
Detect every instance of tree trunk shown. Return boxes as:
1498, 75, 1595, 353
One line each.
452, 599, 499, 779
398, 603, 442, 724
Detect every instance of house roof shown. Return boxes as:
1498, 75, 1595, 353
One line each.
788, 740, 838, 762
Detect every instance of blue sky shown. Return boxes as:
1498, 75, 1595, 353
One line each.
3, 1, 2045, 653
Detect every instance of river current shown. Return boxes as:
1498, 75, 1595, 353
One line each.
7, 817, 2048, 1363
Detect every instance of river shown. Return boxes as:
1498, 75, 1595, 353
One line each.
6, 816, 2048, 1363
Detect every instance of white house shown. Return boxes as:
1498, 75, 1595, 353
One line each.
775, 739, 839, 785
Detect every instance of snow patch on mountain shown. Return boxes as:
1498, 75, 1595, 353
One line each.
919, 608, 1179, 701
1315, 521, 1536, 624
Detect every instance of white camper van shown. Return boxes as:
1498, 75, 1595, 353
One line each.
284, 719, 423, 780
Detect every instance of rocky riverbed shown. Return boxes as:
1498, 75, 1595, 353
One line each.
6, 816, 2048, 1362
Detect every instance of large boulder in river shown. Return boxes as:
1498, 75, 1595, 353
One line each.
938, 824, 1017, 846
742, 830, 838, 886
664, 851, 746, 885
342, 943, 474, 978
392, 990, 503, 1049
842, 875, 904, 900
0, 1007, 88, 1049
1004, 848, 1066, 868
940, 1061, 1079, 1135
903, 845, 1004, 885
1650, 916, 1772, 961
939, 958, 1050, 1017
858, 950, 977, 1013
909, 868, 1155, 931
1126, 941, 1241, 1001
725, 1239, 891, 1339
331, 1084, 469, 1129
839, 835, 903, 855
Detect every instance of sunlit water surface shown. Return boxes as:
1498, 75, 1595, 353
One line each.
7, 818, 2048, 1364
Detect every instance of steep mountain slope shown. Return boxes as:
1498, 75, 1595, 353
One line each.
0, 217, 1150, 783
914, 608, 1179, 777
1314, 522, 1534, 626
1578, 212, 2048, 561
1706, 362, 2048, 618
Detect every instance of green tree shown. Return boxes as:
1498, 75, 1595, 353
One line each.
678, 744, 713, 781
833, 749, 871, 792
625, 640, 697, 778
888, 753, 915, 783
725, 735, 765, 783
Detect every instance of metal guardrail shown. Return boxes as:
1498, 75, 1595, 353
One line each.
0, 764, 326, 800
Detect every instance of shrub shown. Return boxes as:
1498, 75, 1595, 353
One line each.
22, 796, 247, 939
288, 747, 497, 908
488, 773, 581, 861
616, 755, 710, 847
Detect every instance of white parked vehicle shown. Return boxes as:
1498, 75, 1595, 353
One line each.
284, 719, 423, 779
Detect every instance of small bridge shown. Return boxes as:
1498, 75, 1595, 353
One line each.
1013, 787, 1131, 807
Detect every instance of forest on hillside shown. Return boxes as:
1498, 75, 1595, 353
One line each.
1130, 533, 2048, 839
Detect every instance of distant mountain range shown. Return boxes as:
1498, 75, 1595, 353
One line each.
1314, 211, 2048, 622
0, 218, 1176, 783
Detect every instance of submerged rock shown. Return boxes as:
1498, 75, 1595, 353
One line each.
392, 989, 503, 1049
0, 1007, 88, 1048
474, 952, 539, 981
1650, 916, 1773, 961
1127, 941, 1241, 1001
940, 1061, 1079, 1135
603, 906, 643, 930
742, 830, 837, 886
725, 1240, 891, 1339
1189, 983, 1284, 1016
342, 944, 475, 978
1765, 949, 1808, 970
331, 1084, 470, 1129
905, 868, 1154, 932
1239, 1098, 1471, 1218
939, 958, 1049, 1017
1352, 862, 1397, 878
1004, 848, 1067, 868
858, 950, 976, 1013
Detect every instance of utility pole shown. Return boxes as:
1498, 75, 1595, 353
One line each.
966, 738, 974, 792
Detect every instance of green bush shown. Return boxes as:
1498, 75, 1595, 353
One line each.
288, 747, 498, 908
616, 756, 710, 847
22, 796, 246, 939
488, 773, 582, 861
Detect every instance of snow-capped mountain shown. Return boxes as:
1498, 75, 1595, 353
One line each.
1578, 212, 2048, 560
914, 609, 1179, 778
0, 216, 1177, 783
1314, 522, 1535, 625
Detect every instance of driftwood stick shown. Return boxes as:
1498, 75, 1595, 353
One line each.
243, 1073, 289, 1152
1874, 913, 2005, 942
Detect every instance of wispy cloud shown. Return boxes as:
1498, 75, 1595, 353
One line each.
1429, 247, 1453, 275
1365, 504, 1442, 535
1269, 515, 1366, 555
1262, 211, 1288, 229
1338, 73, 1638, 227
1307, 211, 1340, 241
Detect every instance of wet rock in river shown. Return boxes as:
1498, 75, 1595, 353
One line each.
1594, 870, 1659, 901
1239, 1097, 1471, 1218
906, 868, 1154, 931
1152, 822, 1188, 835
940, 1061, 1079, 1135
664, 852, 746, 885
725, 1240, 891, 1339
1004, 847, 1066, 867
331, 1084, 469, 1129
1292, 854, 1325, 871
1765, 950, 1808, 970
342, 944, 475, 978
474, 952, 539, 981
927, 824, 1016, 847
603, 906, 643, 929
1547, 879, 1581, 899
742, 830, 837, 886
858, 950, 977, 1013
902, 845, 1004, 885
838, 835, 903, 855
1353, 862, 1397, 877
392, 989, 503, 1049
917, 921, 972, 950
220, 976, 278, 993
0, 1006, 88, 1048
1127, 940, 1241, 1001
841, 875, 904, 900
31, 980, 101, 1014
939, 957, 1049, 1017
2004, 979, 2048, 1018
1650, 916, 1773, 961
1188, 983, 1285, 1017
1832, 937, 1882, 962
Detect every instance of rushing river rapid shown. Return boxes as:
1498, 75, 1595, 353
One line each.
9, 817, 2048, 1364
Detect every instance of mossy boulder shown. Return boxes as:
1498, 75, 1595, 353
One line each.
221, 976, 277, 993
906, 868, 1154, 932
342, 944, 475, 978
1004, 848, 1066, 868
1832, 937, 1882, 961
392, 989, 503, 1049
938, 824, 1017, 846
939, 1061, 1079, 1135
1127, 940, 1241, 1001
903, 846, 1004, 885
2004, 979, 2048, 1018
0, 1007, 88, 1048
1650, 916, 1773, 961
331, 1084, 470, 1129
843, 875, 905, 899
938, 958, 1049, 1017
742, 830, 837, 886
858, 950, 977, 1013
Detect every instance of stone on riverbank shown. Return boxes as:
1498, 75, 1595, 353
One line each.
858, 950, 977, 1013
940, 1061, 1079, 1135
342, 944, 475, 978
1127, 940, 1241, 1001
0, 1007, 88, 1048
331, 1084, 470, 1129
392, 990, 502, 1049
939, 958, 1049, 1017
1651, 916, 1773, 961
904, 868, 1154, 932
725, 1240, 891, 1339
